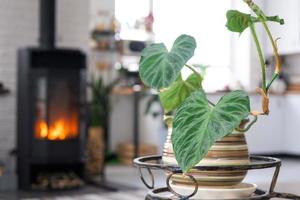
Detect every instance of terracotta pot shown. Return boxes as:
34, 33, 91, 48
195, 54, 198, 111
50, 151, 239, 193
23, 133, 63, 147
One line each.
85, 127, 105, 175
162, 115, 250, 186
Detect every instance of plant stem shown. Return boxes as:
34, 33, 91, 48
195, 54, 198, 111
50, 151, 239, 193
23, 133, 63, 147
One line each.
261, 20, 281, 92
246, 0, 282, 93
261, 21, 280, 71
243, 0, 265, 19
207, 99, 215, 107
266, 73, 279, 91
249, 23, 267, 93
185, 64, 214, 106
184, 64, 202, 79
251, 15, 284, 25
235, 115, 258, 132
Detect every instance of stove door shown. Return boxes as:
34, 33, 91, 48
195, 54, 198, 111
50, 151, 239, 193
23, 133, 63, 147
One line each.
34, 70, 80, 141
31, 69, 86, 163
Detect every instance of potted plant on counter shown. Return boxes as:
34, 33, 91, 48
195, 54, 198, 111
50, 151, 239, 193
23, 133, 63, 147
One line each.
138, 0, 284, 196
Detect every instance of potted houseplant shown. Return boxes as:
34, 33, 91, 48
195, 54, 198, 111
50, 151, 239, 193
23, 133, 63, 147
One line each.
139, 0, 284, 192
86, 77, 107, 175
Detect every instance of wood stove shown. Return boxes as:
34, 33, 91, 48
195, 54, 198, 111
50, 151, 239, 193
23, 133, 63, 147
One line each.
17, 0, 87, 190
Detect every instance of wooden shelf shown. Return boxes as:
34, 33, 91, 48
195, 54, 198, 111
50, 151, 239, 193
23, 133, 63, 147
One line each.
92, 30, 116, 38
111, 84, 148, 96
112, 87, 135, 96
0, 162, 4, 177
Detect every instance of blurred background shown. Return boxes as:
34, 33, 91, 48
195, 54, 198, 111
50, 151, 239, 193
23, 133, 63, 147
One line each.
0, 0, 299, 199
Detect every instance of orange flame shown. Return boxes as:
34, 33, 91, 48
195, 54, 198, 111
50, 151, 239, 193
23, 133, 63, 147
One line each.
35, 115, 78, 140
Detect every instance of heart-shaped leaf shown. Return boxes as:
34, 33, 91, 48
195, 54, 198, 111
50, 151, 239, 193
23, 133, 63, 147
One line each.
172, 90, 250, 172
139, 34, 196, 90
159, 73, 202, 113
226, 10, 252, 33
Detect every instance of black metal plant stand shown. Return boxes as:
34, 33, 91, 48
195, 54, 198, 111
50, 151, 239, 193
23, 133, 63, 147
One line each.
134, 155, 300, 200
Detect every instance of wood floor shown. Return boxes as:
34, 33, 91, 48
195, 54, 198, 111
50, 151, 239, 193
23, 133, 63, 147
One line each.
0, 158, 299, 200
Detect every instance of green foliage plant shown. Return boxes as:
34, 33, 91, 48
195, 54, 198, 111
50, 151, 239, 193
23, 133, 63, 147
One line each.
139, 0, 284, 173
90, 77, 107, 127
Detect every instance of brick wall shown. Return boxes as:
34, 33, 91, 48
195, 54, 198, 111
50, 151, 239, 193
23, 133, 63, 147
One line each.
57, 0, 89, 50
0, 0, 39, 160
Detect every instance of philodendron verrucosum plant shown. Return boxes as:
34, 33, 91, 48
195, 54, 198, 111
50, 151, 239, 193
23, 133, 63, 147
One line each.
139, 0, 284, 173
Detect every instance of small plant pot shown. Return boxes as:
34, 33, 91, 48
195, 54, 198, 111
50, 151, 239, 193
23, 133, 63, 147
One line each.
162, 115, 250, 187
85, 126, 105, 175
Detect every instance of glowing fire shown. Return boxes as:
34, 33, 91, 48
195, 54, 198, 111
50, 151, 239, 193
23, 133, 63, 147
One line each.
35, 116, 78, 140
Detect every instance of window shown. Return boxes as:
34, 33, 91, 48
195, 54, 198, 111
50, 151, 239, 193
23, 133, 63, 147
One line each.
115, 0, 236, 91
115, 0, 151, 41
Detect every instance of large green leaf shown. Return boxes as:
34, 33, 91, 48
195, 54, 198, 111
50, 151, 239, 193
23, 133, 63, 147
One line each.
172, 90, 250, 172
159, 73, 202, 113
139, 34, 196, 90
226, 10, 252, 33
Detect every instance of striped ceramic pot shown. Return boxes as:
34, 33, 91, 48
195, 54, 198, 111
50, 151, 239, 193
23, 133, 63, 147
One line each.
162, 115, 250, 186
